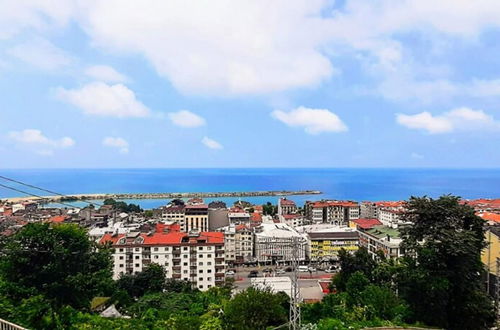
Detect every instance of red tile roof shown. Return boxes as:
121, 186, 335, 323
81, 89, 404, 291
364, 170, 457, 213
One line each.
479, 212, 500, 223
280, 198, 296, 206
251, 212, 262, 222
49, 215, 67, 223
351, 218, 382, 229
100, 231, 224, 245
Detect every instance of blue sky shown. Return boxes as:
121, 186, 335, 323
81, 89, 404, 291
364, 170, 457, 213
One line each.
1, 0, 500, 168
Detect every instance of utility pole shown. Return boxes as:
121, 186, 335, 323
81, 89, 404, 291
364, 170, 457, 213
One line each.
289, 236, 301, 330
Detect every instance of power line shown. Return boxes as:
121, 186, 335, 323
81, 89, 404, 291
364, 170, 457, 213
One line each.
0, 182, 84, 209
0, 174, 103, 207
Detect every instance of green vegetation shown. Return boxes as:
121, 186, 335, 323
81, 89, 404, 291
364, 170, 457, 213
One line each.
0, 195, 495, 329
303, 195, 496, 330
103, 198, 142, 213
262, 202, 277, 216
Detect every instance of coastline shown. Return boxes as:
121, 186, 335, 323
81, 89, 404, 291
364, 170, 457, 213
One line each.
2, 190, 322, 204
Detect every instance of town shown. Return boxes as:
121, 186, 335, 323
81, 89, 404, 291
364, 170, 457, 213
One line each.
1, 195, 498, 299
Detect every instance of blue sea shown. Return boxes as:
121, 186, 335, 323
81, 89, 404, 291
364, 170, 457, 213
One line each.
0, 168, 499, 209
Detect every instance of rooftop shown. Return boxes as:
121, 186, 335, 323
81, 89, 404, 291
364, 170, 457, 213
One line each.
351, 218, 383, 229
365, 225, 401, 239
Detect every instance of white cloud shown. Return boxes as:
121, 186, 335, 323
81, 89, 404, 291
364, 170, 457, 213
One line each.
7, 37, 73, 71
76, 0, 335, 95
0, 1, 74, 40
102, 136, 129, 154
201, 136, 223, 150
56, 82, 150, 118
271, 106, 348, 135
8, 129, 75, 154
396, 107, 500, 134
168, 110, 206, 128
84, 65, 129, 83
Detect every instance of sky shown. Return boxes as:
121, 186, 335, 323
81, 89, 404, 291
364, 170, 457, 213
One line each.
1, 0, 500, 168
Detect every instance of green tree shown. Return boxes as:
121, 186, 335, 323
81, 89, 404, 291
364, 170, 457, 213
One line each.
0, 223, 114, 311
331, 247, 375, 291
399, 195, 495, 329
117, 264, 166, 298
223, 287, 288, 330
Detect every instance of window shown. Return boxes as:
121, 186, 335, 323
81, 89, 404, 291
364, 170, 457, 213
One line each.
119, 248, 124, 252
135, 248, 140, 251
199, 285, 204, 289
183, 270, 188, 274
119, 256, 124, 260
154, 247, 158, 251
199, 262, 203, 266
183, 254, 188, 258
199, 277, 203, 281
119, 264, 124, 268
199, 269, 203, 273
198, 246, 203, 250
207, 277, 212, 281
183, 262, 188, 266
207, 262, 212, 266
135, 264, 140, 267
183, 247, 188, 251
154, 255, 159, 259
207, 269, 212, 273
207, 254, 212, 258
135, 255, 140, 259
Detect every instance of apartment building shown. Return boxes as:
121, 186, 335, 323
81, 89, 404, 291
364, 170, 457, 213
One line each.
219, 224, 254, 265
254, 223, 308, 263
161, 205, 186, 230
305, 200, 359, 225
100, 230, 225, 291
278, 198, 297, 215
308, 228, 359, 261
279, 214, 304, 228
358, 225, 404, 259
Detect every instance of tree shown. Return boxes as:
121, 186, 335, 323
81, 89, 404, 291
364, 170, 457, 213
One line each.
399, 195, 495, 329
223, 287, 288, 330
331, 247, 375, 291
117, 264, 166, 298
0, 223, 114, 311
262, 202, 277, 216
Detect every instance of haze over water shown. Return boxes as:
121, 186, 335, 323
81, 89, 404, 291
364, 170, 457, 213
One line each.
1, 168, 499, 209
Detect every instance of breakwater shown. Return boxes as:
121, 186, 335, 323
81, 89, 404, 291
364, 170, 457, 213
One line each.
6, 190, 322, 204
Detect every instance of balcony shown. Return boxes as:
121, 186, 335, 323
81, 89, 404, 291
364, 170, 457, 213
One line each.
172, 274, 181, 279
215, 257, 224, 262
173, 266, 181, 271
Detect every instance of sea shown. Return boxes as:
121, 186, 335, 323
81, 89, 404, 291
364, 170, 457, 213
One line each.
0, 168, 499, 209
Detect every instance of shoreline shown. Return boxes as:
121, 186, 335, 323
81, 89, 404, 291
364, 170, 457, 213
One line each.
2, 190, 322, 204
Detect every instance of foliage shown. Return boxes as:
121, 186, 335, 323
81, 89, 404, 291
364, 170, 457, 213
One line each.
223, 286, 288, 330
331, 247, 375, 291
103, 198, 143, 213
262, 202, 277, 216
0, 223, 114, 310
399, 195, 496, 329
117, 263, 166, 298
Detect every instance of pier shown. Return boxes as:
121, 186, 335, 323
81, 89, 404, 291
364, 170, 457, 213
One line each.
5, 190, 322, 204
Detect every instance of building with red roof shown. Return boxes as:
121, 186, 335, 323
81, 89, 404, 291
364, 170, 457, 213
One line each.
100, 230, 225, 291
304, 200, 360, 225
349, 218, 383, 230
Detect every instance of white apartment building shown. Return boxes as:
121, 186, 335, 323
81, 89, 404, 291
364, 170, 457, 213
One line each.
254, 223, 308, 263
279, 214, 304, 228
305, 201, 360, 226
219, 223, 254, 265
101, 230, 225, 291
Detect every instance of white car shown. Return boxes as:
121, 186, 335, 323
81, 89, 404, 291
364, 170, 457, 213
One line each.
298, 266, 309, 272
225, 270, 235, 276
276, 269, 286, 275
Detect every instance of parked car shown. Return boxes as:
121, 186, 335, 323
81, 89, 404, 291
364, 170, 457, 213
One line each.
248, 270, 259, 278
308, 267, 317, 272
284, 266, 293, 272
276, 269, 286, 275
298, 265, 309, 272
225, 270, 235, 276
262, 268, 272, 273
